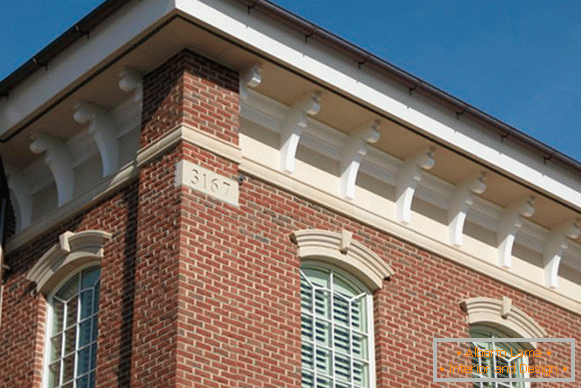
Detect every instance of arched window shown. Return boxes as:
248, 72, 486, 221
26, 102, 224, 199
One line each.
300, 263, 373, 388
461, 297, 547, 388
45, 266, 101, 388
26, 230, 110, 388
470, 327, 527, 388
292, 229, 394, 388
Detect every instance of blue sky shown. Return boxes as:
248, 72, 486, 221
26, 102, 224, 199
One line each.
2, 1, 581, 162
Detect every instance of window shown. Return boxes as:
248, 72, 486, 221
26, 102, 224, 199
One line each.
470, 327, 528, 388
300, 263, 374, 388
45, 266, 100, 388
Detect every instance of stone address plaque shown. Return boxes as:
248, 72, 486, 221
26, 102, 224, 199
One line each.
175, 160, 239, 206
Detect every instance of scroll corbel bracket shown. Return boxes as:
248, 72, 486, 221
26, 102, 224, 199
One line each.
340, 120, 381, 199
543, 220, 580, 289
448, 172, 487, 246
119, 67, 143, 102
279, 92, 321, 173
73, 101, 119, 177
240, 65, 262, 101
497, 196, 535, 268
395, 147, 436, 224
30, 133, 74, 206
5, 165, 32, 231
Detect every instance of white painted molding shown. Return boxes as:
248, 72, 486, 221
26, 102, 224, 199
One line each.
340, 120, 381, 199
497, 196, 535, 268
26, 230, 111, 295
448, 172, 487, 247
291, 228, 394, 291
395, 147, 436, 224
118, 67, 143, 102
29, 133, 74, 206
279, 92, 321, 173
4, 165, 32, 232
543, 220, 581, 289
461, 297, 547, 347
73, 101, 120, 177
239, 64, 262, 101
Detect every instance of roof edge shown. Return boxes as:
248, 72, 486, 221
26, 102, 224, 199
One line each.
0, 0, 580, 176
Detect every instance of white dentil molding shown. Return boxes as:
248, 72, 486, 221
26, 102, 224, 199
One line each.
448, 172, 487, 247
29, 133, 74, 207
543, 220, 581, 289
73, 101, 120, 177
497, 196, 535, 269
240, 88, 581, 284
279, 92, 321, 173
340, 120, 381, 200
395, 147, 436, 224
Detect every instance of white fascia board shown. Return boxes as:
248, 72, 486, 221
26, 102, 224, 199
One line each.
175, 0, 581, 211
0, 0, 175, 136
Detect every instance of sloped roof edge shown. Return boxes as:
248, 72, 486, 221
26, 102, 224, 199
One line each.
1, 0, 579, 177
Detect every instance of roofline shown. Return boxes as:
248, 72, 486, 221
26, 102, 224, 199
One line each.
0, 0, 579, 175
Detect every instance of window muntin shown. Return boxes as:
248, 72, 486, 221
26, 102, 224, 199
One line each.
470, 328, 528, 388
300, 264, 374, 388
46, 266, 100, 388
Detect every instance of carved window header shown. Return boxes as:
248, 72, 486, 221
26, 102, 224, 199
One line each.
461, 297, 547, 348
26, 230, 111, 295
291, 228, 394, 291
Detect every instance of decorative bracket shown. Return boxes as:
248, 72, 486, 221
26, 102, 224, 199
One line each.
395, 147, 436, 224
497, 196, 535, 268
239, 65, 262, 100
279, 92, 321, 173
30, 133, 74, 206
73, 101, 119, 177
118, 67, 143, 102
543, 220, 580, 289
448, 172, 487, 246
5, 165, 32, 231
340, 120, 381, 199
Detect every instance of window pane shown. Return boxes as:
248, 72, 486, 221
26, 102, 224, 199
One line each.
47, 267, 100, 388
81, 267, 100, 289
57, 275, 78, 300
301, 266, 371, 388
65, 296, 78, 329
52, 299, 65, 333
80, 290, 93, 320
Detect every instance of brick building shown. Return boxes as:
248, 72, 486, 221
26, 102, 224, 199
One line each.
0, 1, 579, 388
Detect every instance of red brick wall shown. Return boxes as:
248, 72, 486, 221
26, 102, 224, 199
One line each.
0, 49, 578, 388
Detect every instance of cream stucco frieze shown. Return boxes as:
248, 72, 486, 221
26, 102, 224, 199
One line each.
279, 92, 321, 173
340, 120, 381, 200
497, 196, 535, 268
543, 220, 580, 289
118, 67, 143, 103
448, 172, 487, 247
30, 133, 74, 206
73, 101, 120, 177
4, 165, 32, 231
239, 64, 262, 101
395, 147, 436, 224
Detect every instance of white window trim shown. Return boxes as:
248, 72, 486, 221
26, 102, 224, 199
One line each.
291, 229, 394, 291
461, 297, 547, 349
301, 261, 376, 388
26, 230, 111, 295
